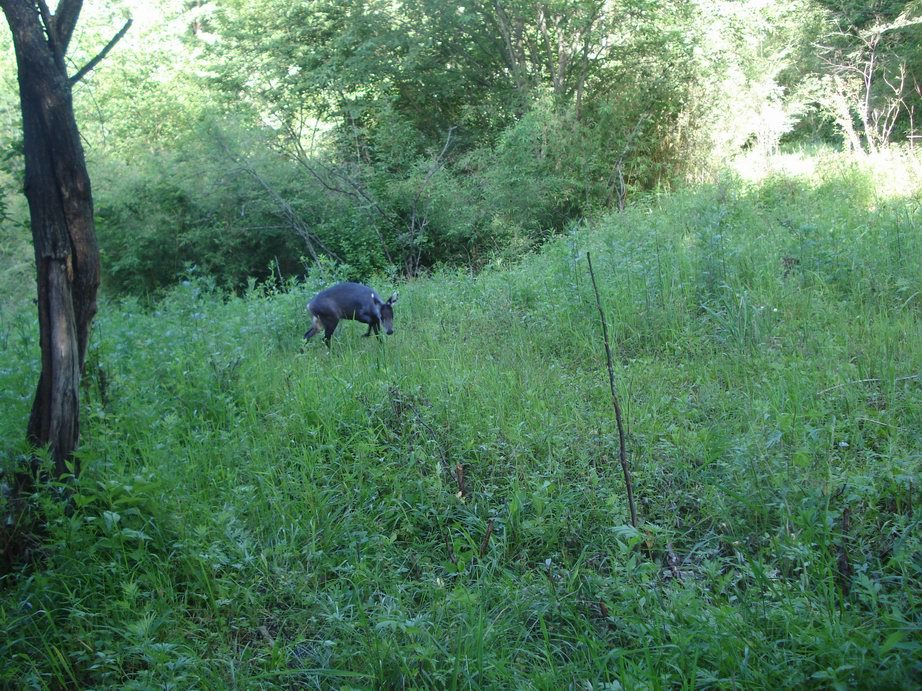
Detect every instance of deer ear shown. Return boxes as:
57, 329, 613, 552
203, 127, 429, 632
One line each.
388, 291, 399, 305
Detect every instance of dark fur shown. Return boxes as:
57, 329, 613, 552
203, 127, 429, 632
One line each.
304, 282, 398, 347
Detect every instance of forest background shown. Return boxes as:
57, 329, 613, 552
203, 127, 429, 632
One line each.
2, 0, 920, 305
1, 1, 921, 687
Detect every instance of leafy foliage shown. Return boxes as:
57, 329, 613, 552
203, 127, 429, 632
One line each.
2, 150, 920, 687
6, 0, 918, 292
2, 0, 921, 683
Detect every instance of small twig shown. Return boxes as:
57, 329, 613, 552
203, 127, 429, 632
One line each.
478, 518, 494, 558
818, 378, 881, 395
818, 374, 920, 396
258, 625, 275, 647
413, 126, 456, 210
405, 126, 456, 276
454, 462, 466, 498
899, 290, 919, 311
405, 400, 453, 483
587, 252, 638, 528
855, 417, 902, 430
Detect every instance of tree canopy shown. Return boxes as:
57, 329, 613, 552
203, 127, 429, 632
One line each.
1, 0, 920, 293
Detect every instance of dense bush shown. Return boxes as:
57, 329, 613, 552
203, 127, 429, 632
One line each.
91, 87, 702, 293
93, 134, 304, 295
67, 0, 719, 292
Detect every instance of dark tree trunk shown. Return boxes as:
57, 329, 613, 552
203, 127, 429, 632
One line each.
2, 0, 99, 481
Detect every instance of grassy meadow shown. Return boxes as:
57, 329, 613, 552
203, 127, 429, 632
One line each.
1, 150, 920, 688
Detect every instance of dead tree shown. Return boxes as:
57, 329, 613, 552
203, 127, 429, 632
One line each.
1, 0, 130, 482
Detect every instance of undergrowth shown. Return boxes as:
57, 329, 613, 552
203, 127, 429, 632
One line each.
1, 150, 920, 688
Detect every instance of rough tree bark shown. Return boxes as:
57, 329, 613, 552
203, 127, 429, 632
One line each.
1, 1, 127, 482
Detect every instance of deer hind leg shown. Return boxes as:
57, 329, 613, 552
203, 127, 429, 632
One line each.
304, 314, 322, 340
321, 316, 339, 348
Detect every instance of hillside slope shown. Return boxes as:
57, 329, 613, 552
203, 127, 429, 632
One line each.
2, 150, 920, 688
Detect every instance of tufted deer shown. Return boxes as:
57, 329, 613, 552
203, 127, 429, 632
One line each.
304, 282, 398, 347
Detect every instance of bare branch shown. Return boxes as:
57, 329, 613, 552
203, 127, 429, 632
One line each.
35, 0, 65, 69
605, 113, 649, 210
52, 0, 82, 53
445, 533, 458, 565
288, 154, 398, 266
860, 14, 922, 41
478, 518, 494, 558
405, 126, 455, 275
817, 374, 920, 396
491, 0, 529, 95
69, 17, 132, 85
214, 136, 340, 267
321, 160, 401, 226
413, 126, 455, 210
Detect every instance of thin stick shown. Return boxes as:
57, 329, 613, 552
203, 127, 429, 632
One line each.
258, 625, 275, 647
587, 252, 637, 528
478, 518, 494, 558
818, 374, 920, 396
817, 377, 881, 395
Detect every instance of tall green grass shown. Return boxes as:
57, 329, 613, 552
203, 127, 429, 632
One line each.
1, 149, 920, 688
